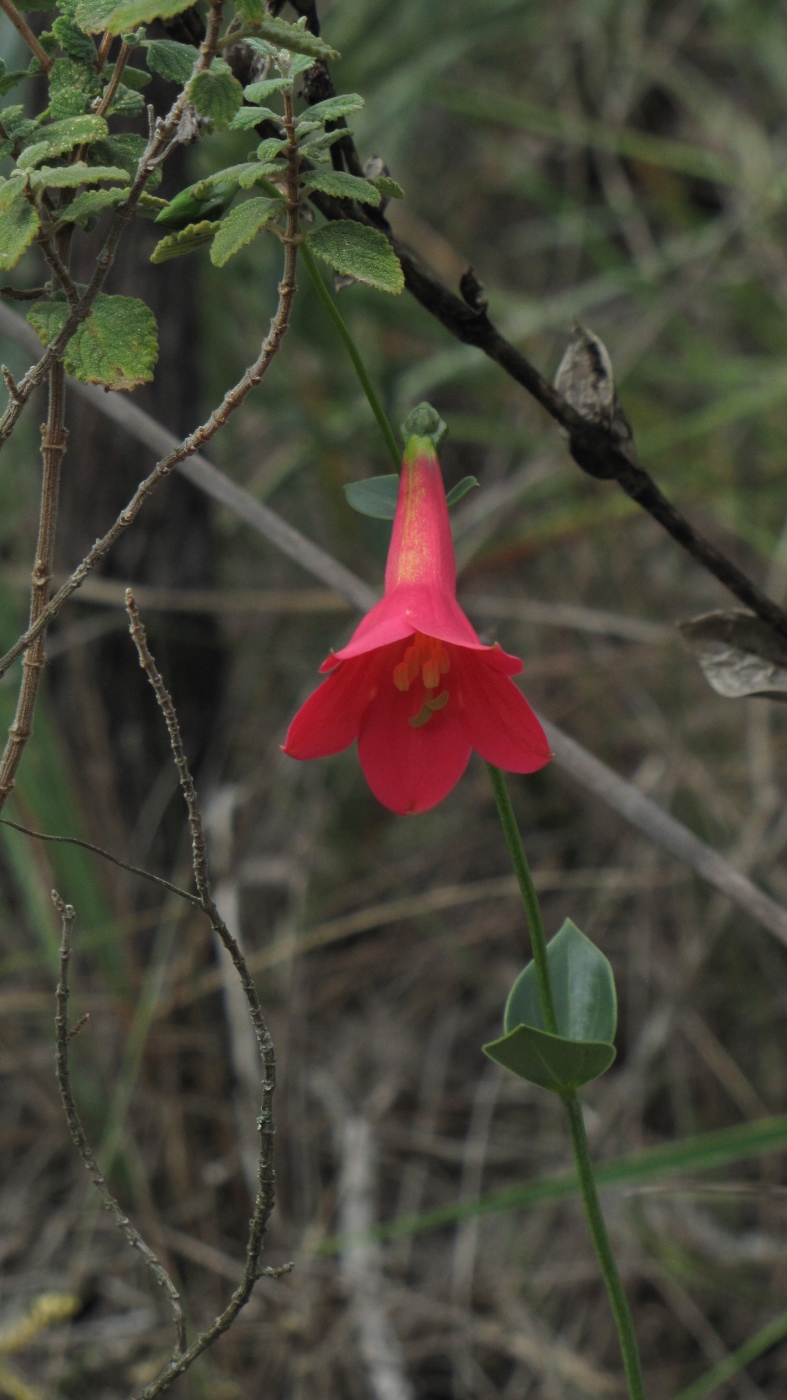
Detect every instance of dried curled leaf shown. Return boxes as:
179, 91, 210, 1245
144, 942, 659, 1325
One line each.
554, 322, 616, 427
678, 610, 787, 701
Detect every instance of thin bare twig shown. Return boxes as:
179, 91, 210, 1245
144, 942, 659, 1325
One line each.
52, 890, 188, 1360
0, 817, 199, 904
123, 594, 281, 1399
0, 0, 51, 70
94, 40, 132, 118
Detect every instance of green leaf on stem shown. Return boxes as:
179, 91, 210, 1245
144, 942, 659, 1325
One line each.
74, 0, 121, 31
27, 292, 158, 391
300, 128, 348, 156
55, 184, 130, 223
17, 115, 108, 170
256, 136, 287, 163
0, 198, 40, 271
0, 175, 29, 213
483, 920, 617, 1093
99, 0, 195, 34
188, 65, 244, 128
229, 106, 283, 131
301, 171, 381, 206
305, 93, 364, 124
28, 162, 128, 189
144, 39, 197, 84
243, 77, 290, 103
154, 176, 240, 228
103, 82, 145, 116
114, 64, 151, 91
88, 132, 162, 189
369, 175, 404, 200
344, 474, 399, 519
0, 70, 29, 98
305, 222, 404, 295
253, 16, 339, 61
209, 196, 284, 267
150, 219, 219, 262
51, 15, 96, 63
47, 55, 101, 117
445, 476, 478, 507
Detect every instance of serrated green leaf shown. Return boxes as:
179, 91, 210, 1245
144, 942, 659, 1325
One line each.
256, 136, 287, 162
51, 15, 96, 62
233, 0, 264, 21
293, 118, 320, 138
300, 127, 348, 154
0, 175, 28, 213
55, 184, 129, 223
288, 52, 316, 77
104, 82, 145, 116
144, 39, 196, 84
155, 177, 239, 228
243, 77, 289, 103
504, 920, 618, 1044
237, 165, 279, 191
229, 105, 282, 131
209, 196, 283, 267
116, 64, 151, 90
150, 219, 219, 262
27, 292, 158, 390
137, 192, 169, 217
370, 175, 404, 199
254, 16, 338, 60
74, 0, 119, 30
0, 70, 29, 97
344, 474, 399, 520
305, 93, 364, 124
88, 132, 144, 180
188, 66, 243, 128
17, 115, 108, 170
306, 221, 404, 295
47, 55, 100, 117
28, 162, 128, 189
483, 1025, 616, 1094
445, 476, 478, 507
0, 199, 39, 271
189, 164, 257, 197
101, 0, 194, 33
302, 171, 381, 206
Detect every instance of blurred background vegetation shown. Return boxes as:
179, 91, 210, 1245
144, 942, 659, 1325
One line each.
4, 0, 787, 1395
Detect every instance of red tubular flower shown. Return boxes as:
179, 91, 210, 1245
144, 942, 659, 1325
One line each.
283, 406, 552, 814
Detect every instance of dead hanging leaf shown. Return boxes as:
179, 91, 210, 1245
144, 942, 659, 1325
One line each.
553, 321, 634, 462
678, 610, 787, 700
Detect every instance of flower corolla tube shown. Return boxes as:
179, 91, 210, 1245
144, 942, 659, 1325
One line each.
283, 405, 552, 814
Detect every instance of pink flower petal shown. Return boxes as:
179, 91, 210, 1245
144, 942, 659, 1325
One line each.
454, 650, 552, 773
283, 650, 388, 760
358, 670, 471, 814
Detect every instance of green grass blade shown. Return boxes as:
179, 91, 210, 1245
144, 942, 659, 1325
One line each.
674, 1306, 787, 1400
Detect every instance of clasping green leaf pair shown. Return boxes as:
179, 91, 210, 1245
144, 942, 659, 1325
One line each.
483, 919, 617, 1094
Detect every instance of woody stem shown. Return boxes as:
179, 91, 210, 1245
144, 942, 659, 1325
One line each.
487, 764, 646, 1400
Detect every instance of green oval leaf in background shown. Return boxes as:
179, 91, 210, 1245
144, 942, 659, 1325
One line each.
344, 475, 399, 519
483, 1024, 615, 1094
150, 219, 220, 263
188, 65, 243, 129
302, 171, 381, 207
27, 292, 158, 391
209, 196, 284, 268
305, 222, 404, 295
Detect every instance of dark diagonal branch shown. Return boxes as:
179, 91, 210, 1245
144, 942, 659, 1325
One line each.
285, 1, 787, 646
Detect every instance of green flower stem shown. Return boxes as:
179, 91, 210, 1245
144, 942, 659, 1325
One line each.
300, 240, 401, 470
486, 763, 558, 1035
487, 763, 646, 1400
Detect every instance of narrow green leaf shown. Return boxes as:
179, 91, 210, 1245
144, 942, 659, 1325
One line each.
0, 199, 39, 271
27, 292, 158, 390
17, 114, 108, 170
504, 919, 618, 1045
28, 162, 128, 189
305, 92, 364, 123
256, 136, 287, 162
229, 105, 282, 131
483, 1023, 616, 1093
674, 1308, 787, 1400
209, 196, 284, 267
302, 170, 381, 206
155, 177, 239, 228
344, 474, 399, 519
188, 66, 243, 128
0, 70, 28, 97
144, 38, 196, 84
51, 15, 96, 62
446, 476, 478, 507
150, 219, 219, 262
102, 0, 195, 34
293, 118, 320, 138
306, 221, 404, 295
300, 128, 348, 155
254, 15, 339, 60
370, 175, 404, 200
55, 184, 130, 223
243, 77, 289, 103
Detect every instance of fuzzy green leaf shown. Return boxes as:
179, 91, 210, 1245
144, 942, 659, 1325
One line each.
229, 105, 282, 131
47, 55, 100, 116
256, 136, 287, 163
302, 170, 381, 206
209, 196, 283, 267
104, 82, 145, 116
253, 16, 338, 60
243, 77, 289, 103
233, 0, 264, 21
17, 115, 108, 170
305, 93, 363, 124
115, 64, 151, 90
27, 292, 158, 390
188, 66, 243, 128
55, 184, 130, 223
306, 221, 404, 295
344, 475, 399, 520
74, 0, 120, 30
155, 177, 239, 228
28, 162, 128, 189
144, 39, 196, 84
370, 175, 404, 199
0, 174, 28, 213
0, 199, 39, 271
51, 16, 96, 62
300, 128, 347, 155
88, 132, 144, 180
0, 69, 29, 96
101, 0, 195, 33
150, 219, 219, 262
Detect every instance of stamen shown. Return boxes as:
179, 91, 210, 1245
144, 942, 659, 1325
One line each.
393, 633, 451, 693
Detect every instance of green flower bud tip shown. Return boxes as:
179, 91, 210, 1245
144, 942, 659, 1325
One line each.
401, 401, 448, 446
